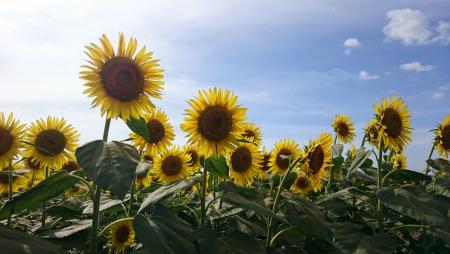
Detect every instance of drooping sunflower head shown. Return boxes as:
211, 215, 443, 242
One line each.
269, 139, 301, 175
184, 146, 201, 172
256, 148, 271, 180
391, 152, 407, 170
302, 133, 333, 192
0, 171, 27, 195
435, 114, 450, 159
60, 155, 80, 173
332, 114, 356, 144
181, 88, 247, 157
80, 34, 164, 120
365, 119, 380, 148
374, 95, 412, 151
20, 157, 46, 185
291, 170, 313, 196
130, 108, 174, 154
153, 146, 191, 183
239, 123, 263, 146
23, 117, 80, 169
109, 220, 135, 254
0, 112, 26, 168
227, 143, 261, 186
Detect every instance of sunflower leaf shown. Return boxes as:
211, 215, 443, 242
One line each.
206, 156, 229, 178
427, 158, 450, 172
346, 150, 372, 180
126, 117, 150, 142
0, 226, 59, 254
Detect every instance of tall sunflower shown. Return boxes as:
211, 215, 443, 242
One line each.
184, 146, 201, 172
153, 146, 191, 183
374, 95, 412, 151
365, 119, 380, 148
227, 143, 261, 186
291, 170, 313, 195
332, 114, 356, 144
391, 152, 407, 170
435, 114, 450, 159
80, 34, 164, 120
23, 117, 79, 169
181, 88, 247, 157
130, 109, 174, 154
0, 171, 27, 195
0, 112, 26, 168
109, 220, 135, 254
239, 123, 263, 146
269, 139, 300, 175
302, 133, 333, 192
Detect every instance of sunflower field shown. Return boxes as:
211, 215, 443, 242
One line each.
0, 34, 449, 254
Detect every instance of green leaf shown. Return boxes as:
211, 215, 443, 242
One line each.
126, 117, 150, 141
427, 158, 450, 172
0, 226, 59, 254
194, 227, 218, 254
138, 176, 200, 213
46, 197, 84, 219
346, 150, 373, 179
133, 205, 199, 254
360, 158, 373, 169
39, 219, 91, 239
384, 170, 431, 185
0, 172, 79, 220
206, 156, 229, 178
136, 161, 152, 177
430, 177, 450, 198
271, 172, 296, 190
75, 140, 139, 199
332, 157, 345, 172
82, 193, 129, 214
213, 231, 267, 254
433, 227, 450, 245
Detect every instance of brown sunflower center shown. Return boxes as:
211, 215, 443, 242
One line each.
187, 150, 199, 167
62, 161, 79, 172
26, 158, 41, 170
143, 155, 153, 162
198, 106, 233, 141
0, 174, 14, 184
336, 122, 349, 137
161, 156, 183, 176
147, 119, 165, 144
276, 149, 292, 170
295, 176, 309, 189
442, 125, 450, 150
101, 57, 144, 101
242, 130, 256, 139
308, 146, 324, 174
35, 130, 66, 156
369, 126, 379, 141
0, 129, 14, 156
231, 146, 252, 173
259, 154, 271, 172
114, 224, 131, 243
382, 108, 402, 138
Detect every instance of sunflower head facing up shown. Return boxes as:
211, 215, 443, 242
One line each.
269, 139, 301, 175
80, 34, 164, 120
0, 171, 27, 195
181, 88, 247, 157
184, 146, 201, 172
109, 220, 135, 254
23, 117, 79, 169
435, 114, 450, 159
154, 146, 191, 183
239, 123, 263, 146
130, 109, 174, 155
302, 133, 333, 192
365, 119, 380, 148
332, 114, 356, 144
0, 112, 26, 169
227, 143, 261, 186
374, 95, 412, 151
391, 152, 407, 170
291, 170, 313, 196
257, 148, 271, 180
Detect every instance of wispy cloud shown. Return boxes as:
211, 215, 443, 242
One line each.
432, 85, 449, 100
359, 70, 379, 80
400, 61, 435, 72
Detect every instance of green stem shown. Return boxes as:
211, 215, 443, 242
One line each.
327, 136, 338, 194
7, 161, 13, 226
90, 118, 111, 253
200, 162, 208, 226
128, 175, 136, 213
360, 135, 366, 148
388, 224, 430, 233
270, 226, 295, 247
376, 139, 384, 233
41, 167, 49, 228
424, 142, 436, 175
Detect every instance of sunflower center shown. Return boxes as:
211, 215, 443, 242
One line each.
382, 108, 402, 138
101, 57, 144, 101
276, 149, 292, 170
162, 156, 183, 176
143, 155, 153, 162
147, 119, 165, 144
308, 146, 324, 174
0, 129, 13, 156
0, 174, 14, 184
198, 106, 233, 141
231, 146, 252, 173
442, 125, 450, 150
336, 122, 349, 137
242, 130, 256, 139
369, 126, 379, 141
35, 130, 66, 156
259, 154, 271, 172
114, 224, 130, 243
187, 150, 199, 167
295, 176, 309, 190
62, 161, 79, 172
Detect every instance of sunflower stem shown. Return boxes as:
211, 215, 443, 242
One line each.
200, 163, 208, 227
424, 142, 436, 175
327, 136, 338, 194
360, 135, 366, 148
376, 139, 384, 233
128, 176, 136, 213
90, 118, 111, 253
41, 167, 49, 228
7, 161, 13, 226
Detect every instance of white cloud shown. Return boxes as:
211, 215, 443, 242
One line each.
383, 8, 450, 46
432, 85, 449, 100
359, 70, 379, 80
343, 37, 360, 54
400, 61, 435, 72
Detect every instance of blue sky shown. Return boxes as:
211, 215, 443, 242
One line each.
1, 0, 449, 170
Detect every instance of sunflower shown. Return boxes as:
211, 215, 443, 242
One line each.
80, 34, 164, 120
239, 123, 263, 146
227, 143, 261, 186
20, 157, 46, 186
256, 148, 271, 180
60, 155, 80, 173
269, 139, 301, 175
184, 146, 201, 172
365, 119, 380, 148
65, 183, 88, 197
347, 144, 357, 160
391, 152, 407, 170
435, 114, 450, 159
302, 133, 333, 192
0, 171, 27, 195
0, 112, 26, 169
130, 109, 174, 154
135, 168, 158, 189
374, 95, 412, 151
153, 146, 191, 183
332, 114, 356, 144
291, 170, 313, 195
23, 117, 79, 169
109, 220, 135, 254
181, 88, 247, 157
